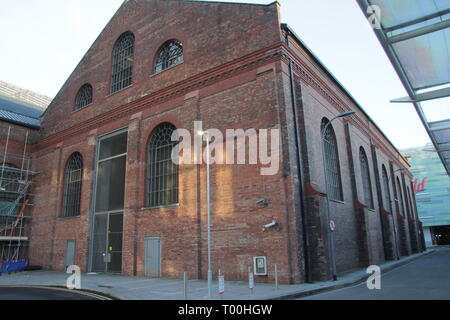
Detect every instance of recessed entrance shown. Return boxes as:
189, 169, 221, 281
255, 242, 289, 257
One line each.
432, 226, 450, 246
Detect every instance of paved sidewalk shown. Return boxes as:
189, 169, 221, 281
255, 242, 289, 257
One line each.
0, 250, 433, 300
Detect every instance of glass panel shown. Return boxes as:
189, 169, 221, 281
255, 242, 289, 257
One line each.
109, 213, 123, 233
392, 28, 450, 90
95, 156, 126, 212
108, 252, 122, 273
369, 0, 450, 29
92, 214, 108, 272
99, 132, 128, 160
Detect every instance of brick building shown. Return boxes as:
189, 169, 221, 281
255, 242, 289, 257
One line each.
1, 0, 424, 284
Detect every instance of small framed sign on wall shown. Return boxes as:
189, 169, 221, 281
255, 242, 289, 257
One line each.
253, 256, 268, 276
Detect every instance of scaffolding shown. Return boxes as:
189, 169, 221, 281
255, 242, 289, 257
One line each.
0, 126, 35, 273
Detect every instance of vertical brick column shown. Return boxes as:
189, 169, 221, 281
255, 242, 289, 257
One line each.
371, 146, 395, 261
345, 123, 370, 267
122, 113, 142, 276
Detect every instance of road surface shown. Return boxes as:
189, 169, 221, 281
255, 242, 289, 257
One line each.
0, 286, 105, 300
300, 246, 450, 300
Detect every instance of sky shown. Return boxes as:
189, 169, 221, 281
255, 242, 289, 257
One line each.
0, 0, 448, 149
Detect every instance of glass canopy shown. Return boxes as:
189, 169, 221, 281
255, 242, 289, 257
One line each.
357, 0, 450, 176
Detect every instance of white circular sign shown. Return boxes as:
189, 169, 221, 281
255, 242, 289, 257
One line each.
329, 220, 336, 232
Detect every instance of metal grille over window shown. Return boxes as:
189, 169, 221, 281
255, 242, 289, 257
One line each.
147, 123, 179, 208
62, 153, 83, 217
75, 84, 93, 110
155, 40, 183, 73
111, 32, 134, 94
382, 166, 392, 212
360, 148, 374, 209
321, 120, 343, 201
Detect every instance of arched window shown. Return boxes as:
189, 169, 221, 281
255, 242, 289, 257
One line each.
111, 31, 135, 94
75, 84, 93, 110
396, 177, 405, 216
155, 40, 183, 73
406, 187, 414, 219
359, 147, 374, 209
321, 119, 343, 201
62, 153, 83, 217
381, 165, 391, 212
146, 123, 179, 207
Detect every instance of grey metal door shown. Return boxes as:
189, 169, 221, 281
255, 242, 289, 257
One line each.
64, 240, 76, 271
144, 238, 161, 278
92, 213, 123, 273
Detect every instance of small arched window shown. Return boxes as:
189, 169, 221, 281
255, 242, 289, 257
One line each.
359, 147, 374, 209
155, 40, 183, 73
75, 84, 93, 110
111, 31, 135, 94
146, 123, 179, 207
321, 119, 343, 201
62, 153, 83, 217
381, 165, 391, 212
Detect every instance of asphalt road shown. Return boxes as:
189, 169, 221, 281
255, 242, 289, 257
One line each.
300, 246, 450, 300
0, 287, 103, 300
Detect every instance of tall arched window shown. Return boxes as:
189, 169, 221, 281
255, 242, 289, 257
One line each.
321, 119, 343, 201
406, 187, 414, 219
359, 147, 374, 209
396, 177, 405, 216
381, 165, 391, 212
146, 123, 179, 208
111, 31, 135, 94
155, 40, 183, 73
62, 153, 83, 217
75, 83, 93, 110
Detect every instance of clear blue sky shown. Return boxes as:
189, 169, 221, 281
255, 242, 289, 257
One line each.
1, 0, 448, 149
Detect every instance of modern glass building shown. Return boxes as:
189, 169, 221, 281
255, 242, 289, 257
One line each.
402, 145, 450, 246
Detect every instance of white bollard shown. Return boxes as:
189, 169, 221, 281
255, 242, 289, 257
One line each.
184, 272, 188, 300
248, 266, 255, 294
218, 269, 225, 299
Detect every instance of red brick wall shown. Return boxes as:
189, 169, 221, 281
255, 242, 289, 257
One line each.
40, 0, 282, 138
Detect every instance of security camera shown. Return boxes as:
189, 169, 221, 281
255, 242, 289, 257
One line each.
256, 199, 268, 207
263, 220, 278, 231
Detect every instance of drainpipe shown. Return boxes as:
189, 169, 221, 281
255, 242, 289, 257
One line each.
288, 55, 312, 284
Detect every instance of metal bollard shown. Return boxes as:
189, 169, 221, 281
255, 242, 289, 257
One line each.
275, 264, 279, 290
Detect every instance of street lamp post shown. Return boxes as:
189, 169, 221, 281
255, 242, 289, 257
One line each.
320, 111, 355, 281
198, 130, 213, 298
389, 167, 407, 260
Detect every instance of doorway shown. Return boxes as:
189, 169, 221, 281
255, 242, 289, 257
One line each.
144, 237, 161, 278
